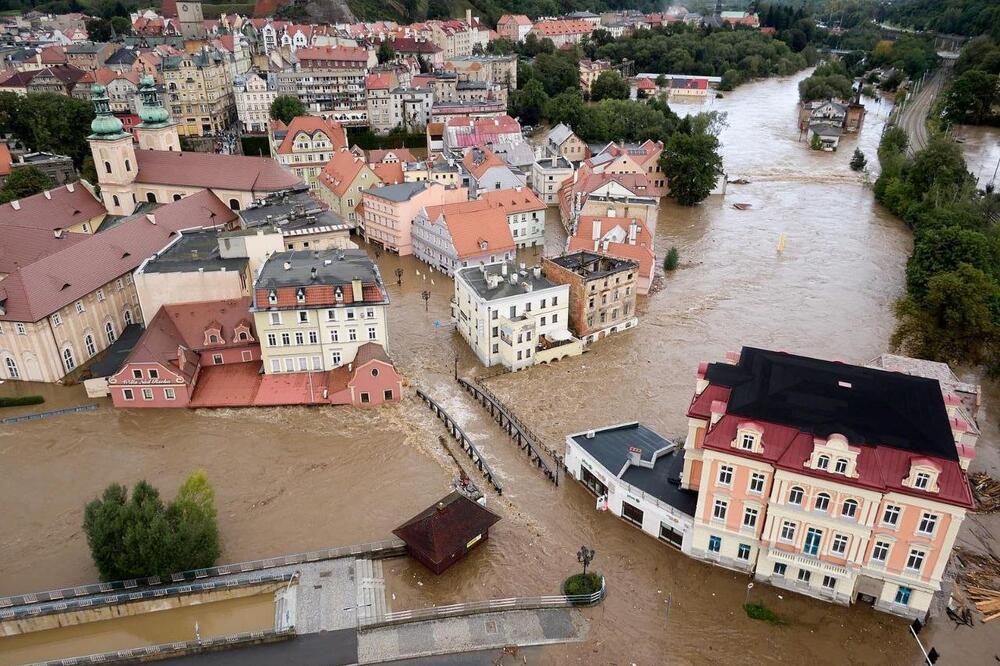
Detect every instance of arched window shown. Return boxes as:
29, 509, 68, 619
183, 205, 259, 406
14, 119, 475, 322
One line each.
125, 159, 131, 172
788, 486, 804, 505
209, 334, 219, 343
112, 195, 120, 207
4, 356, 18, 379
146, 192, 156, 203
815, 493, 831, 512
105, 320, 116, 344
85, 333, 96, 357
816, 455, 830, 470
229, 198, 241, 211
842, 499, 858, 518
834, 458, 848, 474
104, 161, 112, 174
62, 346, 76, 371
238, 331, 248, 341
123, 309, 133, 326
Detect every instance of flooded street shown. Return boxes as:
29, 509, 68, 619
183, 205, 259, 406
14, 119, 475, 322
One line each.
1, 69, 994, 665
955, 124, 1000, 188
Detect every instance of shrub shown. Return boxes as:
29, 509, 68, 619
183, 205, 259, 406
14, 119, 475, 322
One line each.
663, 247, 680, 271
744, 603, 785, 625
563, 572, 603, 598
0, 395, 45, 408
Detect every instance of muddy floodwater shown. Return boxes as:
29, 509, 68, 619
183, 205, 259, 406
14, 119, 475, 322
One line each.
955, 124, 1000, 188
0, 594, 275, 666
1, 69, 996, 665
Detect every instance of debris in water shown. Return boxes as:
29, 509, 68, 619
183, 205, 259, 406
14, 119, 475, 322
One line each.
733, 203, 752, 210
971, 473, 1000, 513
729, 178, 751, 185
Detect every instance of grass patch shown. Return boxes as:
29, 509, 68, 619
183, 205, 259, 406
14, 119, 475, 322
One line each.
563, 572, 602, 597
0, 395, 45, 408
743, 602, 785, 625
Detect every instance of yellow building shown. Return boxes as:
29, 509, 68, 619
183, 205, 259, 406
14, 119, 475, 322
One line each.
160, 48, 235, 137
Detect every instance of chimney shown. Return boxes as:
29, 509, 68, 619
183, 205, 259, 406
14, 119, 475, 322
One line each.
310, 266, 318, 280
709, 400, 726, 427
146, 214, 156, 225
628, 446, 641, 465
351, 277, 363, 301
283, 261, 291, 270
695, 361, 710, 394
628, 220, 637, 245
10, 200, 19, 210
532, 266, 541, 279
465, 8, 472, 24
602, 239, 609, 252
591, 219, 600, 241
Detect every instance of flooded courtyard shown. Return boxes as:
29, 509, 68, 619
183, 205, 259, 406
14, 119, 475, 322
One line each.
2, 69, 999, 665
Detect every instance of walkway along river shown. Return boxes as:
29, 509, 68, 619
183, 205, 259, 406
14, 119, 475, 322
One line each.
2, 69, 998, 665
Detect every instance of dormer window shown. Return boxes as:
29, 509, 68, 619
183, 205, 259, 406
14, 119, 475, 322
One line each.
834, 459, 848, 474
816, 455, 830, 470
740, 433, 755, 450
914, 472, 931, 490
335, 286, 344, 302
903, 460, 941, 493
296, 288, 306, 303
268, 290, 277, 304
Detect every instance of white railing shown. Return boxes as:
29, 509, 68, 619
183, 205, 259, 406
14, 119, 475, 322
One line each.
771, 548, 849, 576
358, 577, 607, 630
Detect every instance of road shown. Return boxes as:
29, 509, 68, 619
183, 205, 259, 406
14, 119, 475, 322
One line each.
897, 68, 949, 153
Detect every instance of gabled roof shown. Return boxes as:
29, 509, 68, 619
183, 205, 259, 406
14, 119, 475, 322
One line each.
274, 116, 348, 156
295, 45, 368, 63
0, 183, 105, 233
476, 187, 544, 214
531, 20, 593, 36
368, 148, 416, 164
0, 191, 236, 322
371, 161, 404, 185
318, 150, 372, 198
392, 491, 501, 570
424, 199, 513, 260
134, 149, 302, 192
462, 147, 506, 180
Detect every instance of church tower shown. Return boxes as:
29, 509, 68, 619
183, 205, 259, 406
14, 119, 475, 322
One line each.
177, 1, 207, 40
88, 84, 137, 216
135, 75, 181, 152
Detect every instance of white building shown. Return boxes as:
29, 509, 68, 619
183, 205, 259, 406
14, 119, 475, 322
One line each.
235, 71, 277, 134
452, 261, 582, 371
564, 422, 697, 552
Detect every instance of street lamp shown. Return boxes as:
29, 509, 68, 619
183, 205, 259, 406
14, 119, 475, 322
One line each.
577, 545, 595, 576
421, 290, 431, 311
394, 267, 403, 286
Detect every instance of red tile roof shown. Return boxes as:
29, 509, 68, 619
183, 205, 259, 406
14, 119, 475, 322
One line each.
0, 183, 105, 233
0, 191, 237, 322
498, 14, 532, 26
274, 116, 348, 156
371, 161, 403, 185
365, 71, 397, 90
477, 187, 544, 215
367, 148, 416, 164
296, 45, 368, 65
318, 150, 372, 197
0, 225, 86, 276
531, 20, 593, 36
424, 199, 513, 260
462, 147, 506, 180
188, 362, 263, 407
392, 491, 501, 574
253, 371, 329, 406
134, 149, 302, 192
568, 215, 656, 282
159, 297, 254, 351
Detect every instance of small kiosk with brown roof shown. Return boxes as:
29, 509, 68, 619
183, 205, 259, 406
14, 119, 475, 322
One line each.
393, 491, 501, 574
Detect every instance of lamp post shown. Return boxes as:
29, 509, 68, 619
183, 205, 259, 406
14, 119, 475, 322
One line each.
394, 267, 403, 286
421, 290, 431, 311
577, 545, 595, 576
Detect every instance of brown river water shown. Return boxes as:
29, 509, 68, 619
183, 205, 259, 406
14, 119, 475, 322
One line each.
2, 69, 999, 665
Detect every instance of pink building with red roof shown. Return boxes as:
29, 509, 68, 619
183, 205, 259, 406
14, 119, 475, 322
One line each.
680, 347, 977, 619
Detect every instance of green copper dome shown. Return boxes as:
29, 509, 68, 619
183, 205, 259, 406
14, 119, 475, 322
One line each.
137, 74, 171, 127
89, 84, 126, 138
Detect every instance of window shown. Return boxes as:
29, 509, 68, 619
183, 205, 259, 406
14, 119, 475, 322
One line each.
122, 388, 134, 400
104, 160, 112, 174
212, 354, 223, 365
62, 346, 75, 371
816, 455, 829, 470
326, 309, 337, 321
97, 289, 105, 302
164, 388, 176, 400
367, 326, 377, 340
346, 308, 355, 320
717, 465, 733, 486
16, 323, 26, 335
737, 544, 751, 561
309, 331, 318, 344
814, 493, 830, 512
51, 312, 62, 327
822, 575, 837, 590
123, 309, 133, 326
552, 313, 559, 323
773, 562, 787, 577
803, 528, 822, 557
116, 278, 124, 291
906, 549, 925, 572
740, 433, 755, 450
270, 359, 281, 373
918, 512, 938, 536
298, 310, 308, 322
712, 499, 727, 521
914, 472, 931, 490
281, 333, 290, 346
841, 499, 858, 519
229, 198, 240, 211
707, 535, 721, 553
270, 312, 281, 325
331, 351, 341, 366
146, 192, 156, 203
383, 389, 393, 401
132, 369, 143, 379
330, 330, 339, 342
141, 388, 153, 400
895, 586, 912, 606
797, 569, 811, 584
349, 329, 357, 341
749, 472, 765, 494
834, 459, 848, 474
268, 291, 278, 305
267, 334, 277, 346
75, 300, 85, 314
622, 501, 643, 526
831, 534, 848, 556
882, 505, 901, 527
4, 356, 19, 379
743, 507, 758, 529
789, 486, 804, 505
780, 521, 796, 542
295, 332, 304, 345
871, 540, 890, 563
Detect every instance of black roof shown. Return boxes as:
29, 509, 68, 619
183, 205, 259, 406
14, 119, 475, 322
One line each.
88, 324, 144, 377
705, 347, 958, 460
142, 229, 247, 274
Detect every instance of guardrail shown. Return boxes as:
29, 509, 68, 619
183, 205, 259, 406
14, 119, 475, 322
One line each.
1, 403, 97, 425
0, 538, 406, 611
358, 577, 606, 630
29, 628, 296, 666
416, 387, 503, 495
459, 377, 559, 485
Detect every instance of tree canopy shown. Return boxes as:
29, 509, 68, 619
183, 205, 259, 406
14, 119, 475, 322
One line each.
0, 167, 54, 203
660, 123, 723, 206
798, 60, 854, 101
590, 70, 629, 102
269, 95, 306, 124
0, 92, 95, 166
942, 37, 1000, 126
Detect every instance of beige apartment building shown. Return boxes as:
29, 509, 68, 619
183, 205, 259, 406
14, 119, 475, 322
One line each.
161, 48, 235, 136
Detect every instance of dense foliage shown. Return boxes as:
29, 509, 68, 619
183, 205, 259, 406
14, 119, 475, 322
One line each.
883, 0, 1000, 41
942, 37, 1000, 126
589, 25, 815, 91
0, 167, 54, 204
269, 95, 306, 124
875, 127, 1000, 366
869, 35, 939, 79
798, 60, 854, 101
590, 70, 630, 102
0, 92, 94, 166
0, 395, 45, 407
659, 118, 724, 206
83, 472, 221, 581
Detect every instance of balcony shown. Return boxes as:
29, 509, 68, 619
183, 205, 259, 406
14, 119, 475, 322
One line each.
770, 548, 849, 577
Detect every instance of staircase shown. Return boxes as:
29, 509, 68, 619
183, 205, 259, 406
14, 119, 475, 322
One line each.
355, 557, 388, 625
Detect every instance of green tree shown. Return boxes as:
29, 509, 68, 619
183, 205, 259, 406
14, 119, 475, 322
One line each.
906, 226, 994, 299
0, 167, 54, 203
533, 52, 580, 96
110, 16, 132, 36
544, 89, 585, 129
660, 129, 722, 206
798, 61, 853, 101
663, 246, 679, 271
849, 148, 867, 171
269, 95, 306, 124
0, 93, 95, 166
377, 39, 395, 65
590, 70, 629, 102
85, 17, 113, 42
943, 69, 999, 125
510, 78, 548, 126
82, 472, 221, 581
